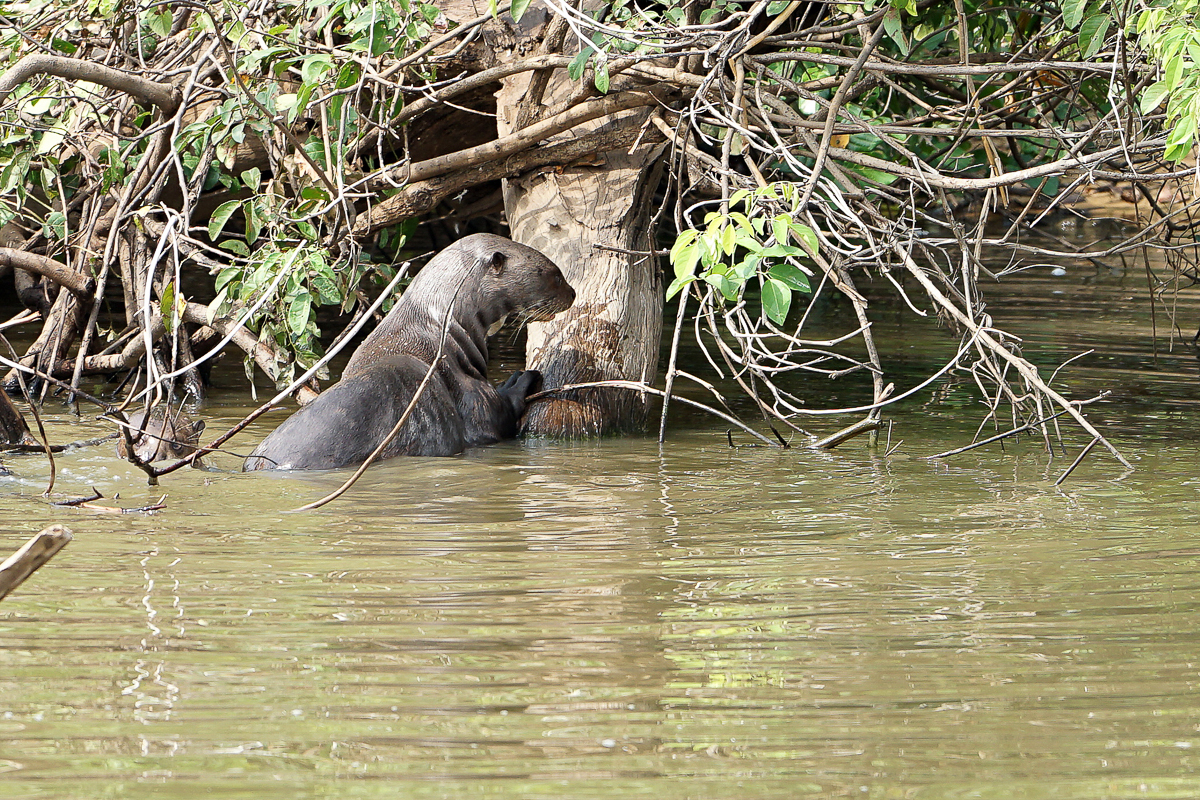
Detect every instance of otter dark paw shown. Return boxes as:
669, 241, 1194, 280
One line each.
498, 370, 543, 415
498, 369, 543, 396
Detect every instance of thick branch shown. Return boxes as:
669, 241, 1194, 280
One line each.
374, 87, 677, 188
394, 55, 573, 126
355, 123, 652, 237
0, 54, 180, 111
0, 248, 95, 296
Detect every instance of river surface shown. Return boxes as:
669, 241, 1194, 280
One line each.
4, 225, 1200, 799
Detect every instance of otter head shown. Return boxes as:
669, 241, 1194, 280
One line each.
117, 408, 205, 463
463, 234, 576, 329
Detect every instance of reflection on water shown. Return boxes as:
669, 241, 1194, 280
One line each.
2, 248, 1200, 799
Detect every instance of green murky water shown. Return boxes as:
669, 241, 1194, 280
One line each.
4, 234, 1200, 799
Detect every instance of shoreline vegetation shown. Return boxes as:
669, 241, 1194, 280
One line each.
0, 0, 1196, 488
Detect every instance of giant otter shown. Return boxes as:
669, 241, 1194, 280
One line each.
243, 234, 575, 471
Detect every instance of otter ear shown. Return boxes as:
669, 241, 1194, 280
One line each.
489, 250, 507, 274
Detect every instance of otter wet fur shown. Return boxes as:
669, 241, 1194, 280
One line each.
117, 408, 206, 464
243, 234, 575, 471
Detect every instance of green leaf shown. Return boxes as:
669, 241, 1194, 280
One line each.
220, 239, 250, 257
728, 211, 753, 232
1165, 53, 1183, 89
300, 54, 335, 85
594, 60, 610, 94
1141, 80, 1170, 114
768, 263, 812, 294
0, 151, 31, 194
240, 167, 261, 189
697, 230, 720, 266
159, 280, 176, 334
43, 211, 67, 240
1061, 0, 1086, 29
766, 0, 789, 13
720, 222, 737, 255
488, 0, 499, 18
674, 243, 702, 280
665, 274, 695, 300
208, 200, 241, 241
1167, 112, 1195, 148
50, 37, 78, 55
759, 244, 806, 258
296, 220, 318, 241
703, 273, 739, 302
761, 277, 791, 324
290, 83, 314, 125
772, 214, 790, 244
215, 265, 242, 292
882, 8, 908, 55
245, 202, 263, 245
511, 0, 531, 22
1166, 141, 1191, 162
1079, 14, 1110, 59
734, 230, 763, 253
670, 228, 699, 262
287, 292, 311, 335
568, 47, 593, 82
146, 9, 172, 37
735, 255, 760, 281
792, 223, 820, 255
313, 274, 340, 304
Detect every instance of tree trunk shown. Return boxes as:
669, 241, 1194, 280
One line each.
497, 71, 665, 437
0, 386, 32, 445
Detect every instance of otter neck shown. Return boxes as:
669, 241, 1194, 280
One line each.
403, 277, 510, 337
360, 282, 507, 380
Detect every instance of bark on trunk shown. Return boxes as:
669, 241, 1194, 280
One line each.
497, 72, 664, 437
0, 386, 32, 445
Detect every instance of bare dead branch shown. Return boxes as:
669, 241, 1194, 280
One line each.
0, 248, 95, 297
0, 54, 180, 111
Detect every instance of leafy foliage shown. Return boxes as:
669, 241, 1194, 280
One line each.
1134, 0, 1200, 160
668, 185, 816, 326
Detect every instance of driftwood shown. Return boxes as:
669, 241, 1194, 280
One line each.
0, 524, 72, 602
52, 488, 166, 513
